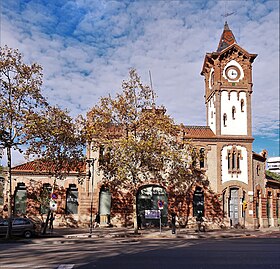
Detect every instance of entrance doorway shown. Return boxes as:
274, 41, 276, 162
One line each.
193, 187, 204, 217
137, 185, 168, 228
99, 186, 111, 225
14, 183, 27, 216
229, 188, 239, 226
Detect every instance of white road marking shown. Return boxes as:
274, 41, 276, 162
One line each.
57, 265, 75, 269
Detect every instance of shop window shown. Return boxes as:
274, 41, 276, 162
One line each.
14, 183, 27, 215
66, 184, 79, 214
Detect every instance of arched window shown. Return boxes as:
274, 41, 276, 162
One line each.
199, 148, 205, 168
237, 152, 241, 170
14, 183, 27, 215
256, 165, 260, 176
211, 72, 214, 87
66, 184, 79, 214
232, 152, 236, 169
227, 153, 231, 169
223, 113, 227, 127
227, 147, 242, 173
232, 106, 236, 119
241, 99, 245, 112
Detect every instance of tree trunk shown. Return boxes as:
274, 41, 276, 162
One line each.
42, 209, 51, 235
6, 146, 12, 239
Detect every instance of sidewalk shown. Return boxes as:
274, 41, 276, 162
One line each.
38, 225, 280, 242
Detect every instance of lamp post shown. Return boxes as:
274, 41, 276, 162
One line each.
86, 158, 95, 237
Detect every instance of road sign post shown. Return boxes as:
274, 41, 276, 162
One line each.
157, 200, 164, 234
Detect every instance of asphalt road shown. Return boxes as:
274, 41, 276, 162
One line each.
0, 237, 279, 269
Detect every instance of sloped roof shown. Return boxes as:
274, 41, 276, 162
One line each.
201, 22, 257, 75
182, 126, 216, 139
12, 160, 86, 173
217, 21, 236, 52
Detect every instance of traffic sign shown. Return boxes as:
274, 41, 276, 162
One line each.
158, 200, 164, 210
49, 199, 57, 211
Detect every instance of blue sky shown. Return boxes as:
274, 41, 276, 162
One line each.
0, 0, 279, 165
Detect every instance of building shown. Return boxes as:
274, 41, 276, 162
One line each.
1, 22, 279, 229
267, 157, 280, 175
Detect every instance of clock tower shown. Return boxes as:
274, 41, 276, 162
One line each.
201, 22, 258, 227
201, 21, 257, 137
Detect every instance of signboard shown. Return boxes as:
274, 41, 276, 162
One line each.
145, 210, 161, 219
49, 199, 57, 211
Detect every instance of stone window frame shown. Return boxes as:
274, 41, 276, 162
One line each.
226, 146, 242, 174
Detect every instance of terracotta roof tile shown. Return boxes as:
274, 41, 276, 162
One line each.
183, 126, 216, 139
217, 21, 236, 52
12, 160, 86, 173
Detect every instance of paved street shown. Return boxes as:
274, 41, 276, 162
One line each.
0, 234, 279, 269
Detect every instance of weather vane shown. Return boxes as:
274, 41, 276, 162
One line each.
221, 1, 235, 18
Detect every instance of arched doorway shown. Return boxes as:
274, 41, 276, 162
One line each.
14, 183, 27, 216
136, 185, 168, 228
193, 187, 204, 217
66, 184, 79, 214
229, 188, 239, 226
99, 186, 111, 225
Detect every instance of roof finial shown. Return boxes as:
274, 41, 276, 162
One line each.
224, 21, 229, 30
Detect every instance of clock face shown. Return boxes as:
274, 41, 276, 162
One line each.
225, 66, 240, 81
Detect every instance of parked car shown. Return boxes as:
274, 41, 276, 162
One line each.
0, 217, 38, 238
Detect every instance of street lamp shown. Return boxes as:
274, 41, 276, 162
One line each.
86, 158, 95, 237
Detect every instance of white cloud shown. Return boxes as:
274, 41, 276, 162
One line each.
1, 0, 279, 165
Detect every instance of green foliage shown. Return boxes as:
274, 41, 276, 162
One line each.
266, 170, 280, 181
0, 46, 85, 237
0, 45, 47, 151
26, 106, 85, 179
86, 69, 201, 194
